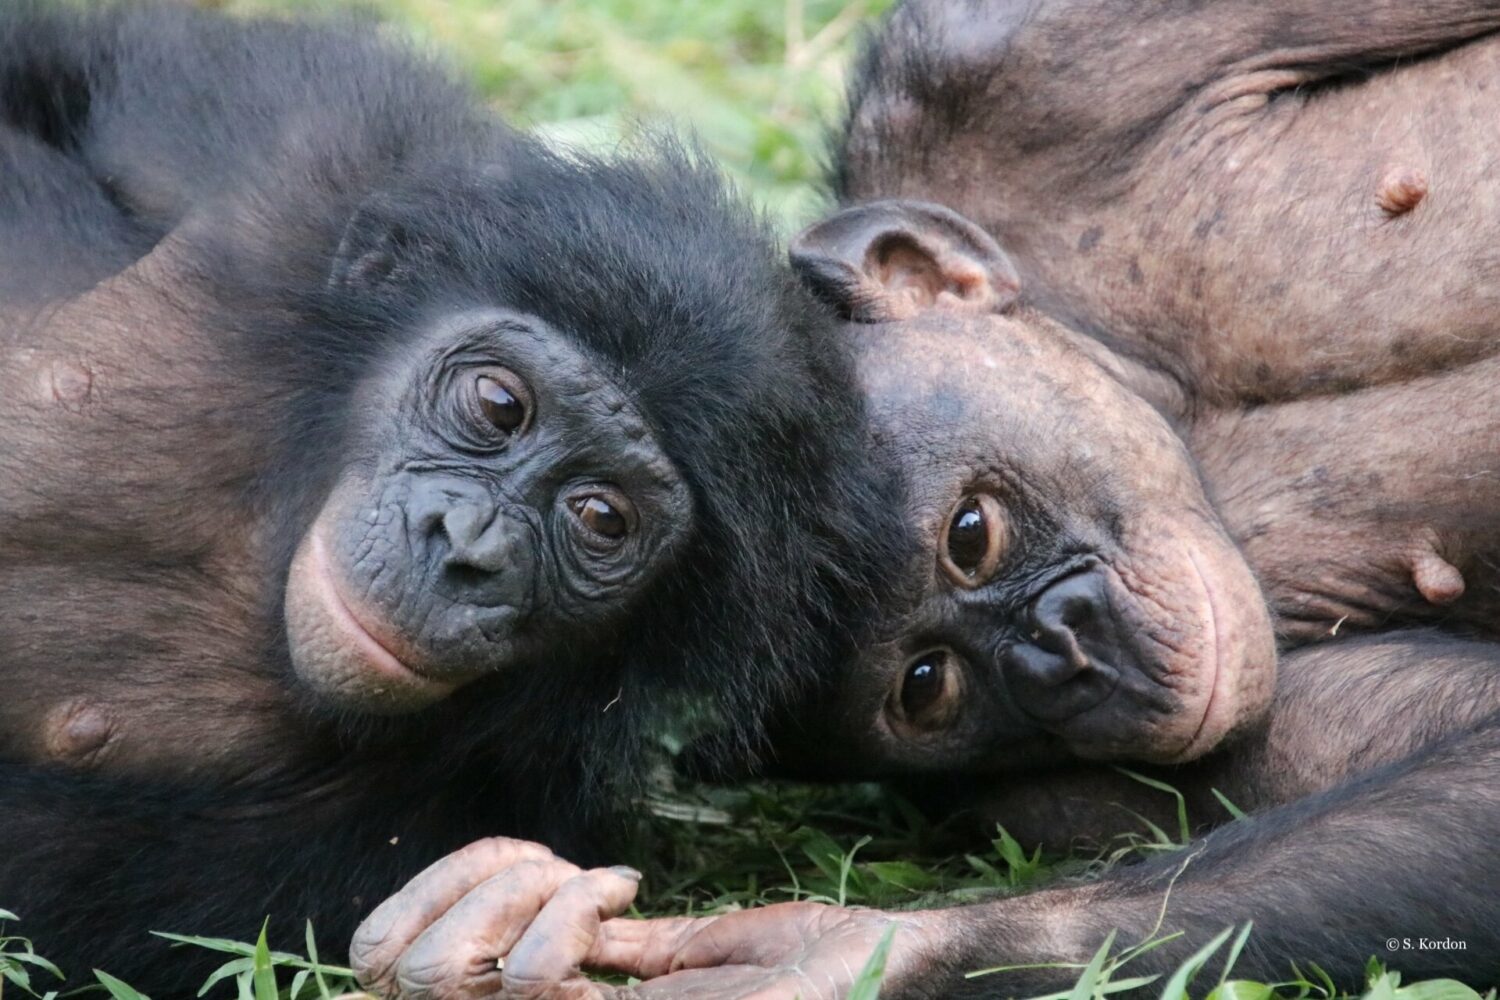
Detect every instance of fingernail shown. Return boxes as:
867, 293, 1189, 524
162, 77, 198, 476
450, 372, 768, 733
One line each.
609, 865, 643, 881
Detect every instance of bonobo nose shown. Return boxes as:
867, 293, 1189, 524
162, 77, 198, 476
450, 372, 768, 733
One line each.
1002, 569, 1121, 721
440, 503, 510, 574
419, 497, 533, 608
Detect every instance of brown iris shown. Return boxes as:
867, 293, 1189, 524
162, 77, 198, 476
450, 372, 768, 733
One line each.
889, 649, 962, 731
938, 493, 1008, 588
569, 493, 634, 541
474, 373, 529, 435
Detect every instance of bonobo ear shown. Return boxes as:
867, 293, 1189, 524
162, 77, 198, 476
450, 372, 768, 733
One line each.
328, 198, 418, 293
790, 199, 1020, 322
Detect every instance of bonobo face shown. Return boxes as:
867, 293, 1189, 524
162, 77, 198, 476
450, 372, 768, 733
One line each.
831, 316, 1275, 768
771, 199, 1276, 772
285, 308, 691, 713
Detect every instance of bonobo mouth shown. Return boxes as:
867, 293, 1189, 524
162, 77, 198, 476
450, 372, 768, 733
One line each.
307, 533, 453, 692
285, 529, 464, 714
998, 554, 1256, 764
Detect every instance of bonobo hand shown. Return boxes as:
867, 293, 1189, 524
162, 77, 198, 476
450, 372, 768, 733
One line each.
350, 837, 940, 999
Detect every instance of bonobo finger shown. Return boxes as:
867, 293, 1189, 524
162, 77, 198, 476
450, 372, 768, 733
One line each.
627, 965, 816, 1000
391, 858, 586, 998
351, 838, 562, 995
584, 916, 704, 979
591, 904, 823, 977
500, 867, 642, 995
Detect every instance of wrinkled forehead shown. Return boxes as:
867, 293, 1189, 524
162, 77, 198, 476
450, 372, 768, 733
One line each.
846, 312, 1192, 506
856, 307, 1105, 390
851, 313, 1111, 447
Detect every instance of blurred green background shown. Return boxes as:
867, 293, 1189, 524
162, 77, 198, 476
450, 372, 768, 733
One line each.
216, 0, 893, 228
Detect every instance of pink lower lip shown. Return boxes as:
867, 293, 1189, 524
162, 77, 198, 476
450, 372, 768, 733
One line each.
307, 533, 453, 693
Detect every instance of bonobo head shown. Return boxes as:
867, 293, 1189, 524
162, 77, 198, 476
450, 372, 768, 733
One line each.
236, 140, 900, 723
756, 200, 1276, 774
283, 307, 693, 712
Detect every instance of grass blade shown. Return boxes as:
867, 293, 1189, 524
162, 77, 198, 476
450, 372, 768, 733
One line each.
305, 922, 332, 1000
94, 970, 152, 1000
1068, 930, 1117, 1000
1156, 925, 1234, 1000
1114, 768, 1191, 845
848, 924, 897, 1000
252, 922, 277, 1000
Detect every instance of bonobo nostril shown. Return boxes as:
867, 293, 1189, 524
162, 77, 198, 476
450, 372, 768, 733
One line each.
1028, 569, 1113, 672
438, 503, 509, 575
1007, 642, 1087, 687
1002, 569, 1120, 721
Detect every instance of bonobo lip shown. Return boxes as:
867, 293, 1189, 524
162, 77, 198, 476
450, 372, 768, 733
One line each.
303, 532, 459, 700
1169, 545, 1231, 763
1014, 554, 1242, 764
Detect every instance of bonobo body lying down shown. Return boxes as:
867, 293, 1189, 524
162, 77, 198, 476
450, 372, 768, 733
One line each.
0, 5, 897, 993
348, 0, 1500, 994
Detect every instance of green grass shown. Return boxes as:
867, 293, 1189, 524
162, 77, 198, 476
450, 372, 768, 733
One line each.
213, 0, 891, 230
2, 2, 1489, 997
2, 776, 1493, 997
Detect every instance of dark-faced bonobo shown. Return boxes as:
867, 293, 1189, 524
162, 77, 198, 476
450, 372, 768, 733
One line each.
0, 4, 901, 993
812, 0, 1500, 643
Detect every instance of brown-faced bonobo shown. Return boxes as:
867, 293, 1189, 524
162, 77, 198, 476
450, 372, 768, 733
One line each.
0, 5, 900, 993
342, 632, 1500, 997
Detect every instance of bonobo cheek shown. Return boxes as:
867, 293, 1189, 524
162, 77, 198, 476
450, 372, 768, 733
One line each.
284, 505, 459, 715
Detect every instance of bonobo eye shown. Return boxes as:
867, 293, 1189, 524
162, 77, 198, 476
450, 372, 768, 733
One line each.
467, 369, 532, 437
938, 492, 1008, 588
887, 649, 962, 732
568, 490, 636, 544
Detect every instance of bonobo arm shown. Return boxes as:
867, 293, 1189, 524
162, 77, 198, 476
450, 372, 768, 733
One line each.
898, 698, 1500, 993
346, 634, 1500, 997
0, 755, 584, 998
1024, 0, 1500, 76
1192, 0, 1500, 69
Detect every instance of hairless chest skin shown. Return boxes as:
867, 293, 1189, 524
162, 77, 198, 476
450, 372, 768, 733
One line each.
837, 0, 1500, 403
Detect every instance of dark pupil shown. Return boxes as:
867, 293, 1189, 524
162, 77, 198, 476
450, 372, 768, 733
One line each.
901, 656, 945, 717
576, 497, 627, 538
476, 376, 525, 433
947, 500, 987, 572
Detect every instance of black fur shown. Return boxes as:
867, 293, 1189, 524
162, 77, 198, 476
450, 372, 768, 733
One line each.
0, 4, 907, 992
